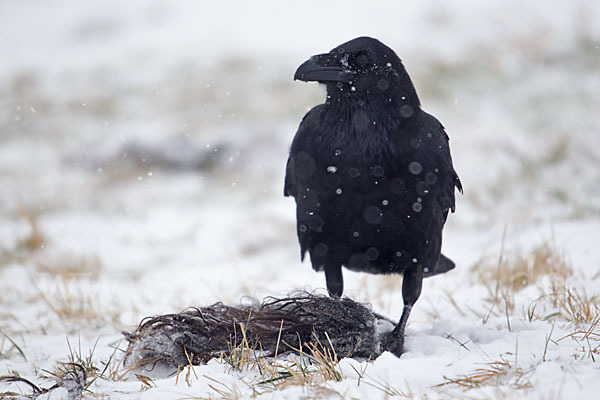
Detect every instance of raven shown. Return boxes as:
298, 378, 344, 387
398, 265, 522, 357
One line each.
284, 37, 462, 356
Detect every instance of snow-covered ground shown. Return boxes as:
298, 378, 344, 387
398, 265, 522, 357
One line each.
1, 1, 599, 398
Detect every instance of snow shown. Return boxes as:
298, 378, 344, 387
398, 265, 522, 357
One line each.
1, 0, 599, 399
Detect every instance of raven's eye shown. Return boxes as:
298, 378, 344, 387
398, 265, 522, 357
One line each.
355, 53, 370, 67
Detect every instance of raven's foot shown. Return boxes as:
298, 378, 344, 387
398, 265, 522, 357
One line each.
381, 330, 405, 357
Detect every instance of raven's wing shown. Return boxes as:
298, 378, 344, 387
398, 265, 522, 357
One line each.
283, 157, 296, 197
425, 114, 462, 213
422, 113, 462, 277
284, 105, 324, 198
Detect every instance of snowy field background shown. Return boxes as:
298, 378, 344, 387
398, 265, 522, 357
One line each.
1, 0, 599, 398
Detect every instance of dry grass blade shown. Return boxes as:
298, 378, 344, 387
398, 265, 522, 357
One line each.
0, 329, 27, 362
543, 322, 556, 362
17, 205, 45, 251
555, 312, 600, 361
136, 374, 155, 390
437, 357, 532, 390
204, 375, 242, 400
443, 289, 467, 317
274, 319, 284, 359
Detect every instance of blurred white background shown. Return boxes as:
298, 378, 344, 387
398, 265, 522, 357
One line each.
1, 1, 599, 398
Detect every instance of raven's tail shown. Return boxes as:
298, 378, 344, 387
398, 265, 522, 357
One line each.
424, 253, 456, 278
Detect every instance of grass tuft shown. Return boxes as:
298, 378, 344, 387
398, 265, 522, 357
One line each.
472, 242, 572, 294
35, 255, 102, 281
470, 238, 579, 326
437, 356, 533, 390
546, 284, 599, 325
208, 322, 344, 396
556, 313, 600, 361
31, 277, 121, 327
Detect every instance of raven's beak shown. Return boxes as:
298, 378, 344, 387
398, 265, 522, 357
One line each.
294, 53, 355, 83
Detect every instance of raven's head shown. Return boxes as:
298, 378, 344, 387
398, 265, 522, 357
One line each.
295, 36, 420, 109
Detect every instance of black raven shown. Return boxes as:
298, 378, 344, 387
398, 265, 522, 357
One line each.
284, 37, 462, 356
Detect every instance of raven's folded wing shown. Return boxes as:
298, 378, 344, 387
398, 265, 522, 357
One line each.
284, 105, 324, 198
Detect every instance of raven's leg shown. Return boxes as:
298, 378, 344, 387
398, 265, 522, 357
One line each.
324, 264, 343, 297
382, 266, 424, 356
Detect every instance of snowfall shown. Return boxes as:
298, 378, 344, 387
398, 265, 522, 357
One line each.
1, 1, 599, 399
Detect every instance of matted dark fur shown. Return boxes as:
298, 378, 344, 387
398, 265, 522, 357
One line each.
122, 293, 393, 370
